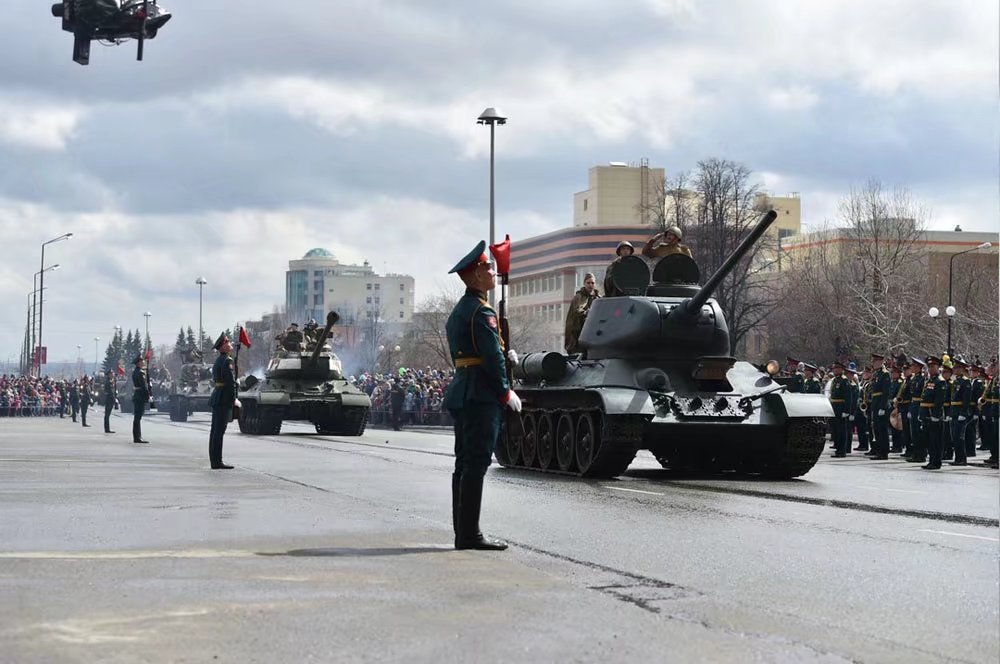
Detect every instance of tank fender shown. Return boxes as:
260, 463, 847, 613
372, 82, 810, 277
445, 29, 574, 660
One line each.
592, 387, 655, 416
761, 392, 833, 423
340, 393, 371, 407
259, 392, 291, 406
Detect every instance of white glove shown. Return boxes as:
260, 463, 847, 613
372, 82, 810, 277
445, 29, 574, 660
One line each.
944, 416, 952, 422
233, 398, 242, 409
841, 413, 849, 419
504, 389, 522, 413
849, 415, 855, 421
958, 415, 966, 421
506, 349, 519, 366
878, 409, 886, 416
931, 417, 941, 422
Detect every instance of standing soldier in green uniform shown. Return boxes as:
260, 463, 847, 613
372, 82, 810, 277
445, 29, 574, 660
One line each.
102, 369, 118, 434
853, 366, 871, 452
68, 380, 80, 422
888, 364, 905, 453
893, 361, 913, 456
444, 241, 521, 551
845, 362, 859, 451
131, 355, 151, 444
603, 241, 634, 297
939, 361, 955, 460
868, 353, 892, 460
828, 362, 851, 457
208, 333, 237, 470
982, 360, 999, 468
78, 376, 93, 427
919, 356, 948, 470
905, 358, 927, 463
948, 358, 972, 466
967, 363, 986, 457
802, 364, 821, 394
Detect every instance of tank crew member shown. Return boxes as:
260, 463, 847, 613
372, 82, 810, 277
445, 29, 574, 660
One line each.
303, 318, 320, 347
131, 355, 151, 444
868, 353, 892, 460
801, 364, 822, 394
102, 370, 118, 434
642, 226, 692, 259
603, 241, 635, 297
919, 355, 948, 470
888, 364, 905, 453
79, 376, 93, 427
67, 380, 79, 422
948, 358, 972, 466
208, 333, 237, 470
829, 362, 851, 457
444, 240, 521, 551
283, 323, 305, 352
968, 363, 986, 456
564, 273, 599, 356
905, 357, 927, 462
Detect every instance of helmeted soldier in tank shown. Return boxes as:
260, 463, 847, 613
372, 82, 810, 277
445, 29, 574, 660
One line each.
603, 241, 635, 297
443, 241, 522, 551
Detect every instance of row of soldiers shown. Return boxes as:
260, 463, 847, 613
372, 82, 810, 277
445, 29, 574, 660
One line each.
788, 354, 999, 469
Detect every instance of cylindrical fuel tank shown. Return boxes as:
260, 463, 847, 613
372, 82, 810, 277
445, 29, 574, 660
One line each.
513, 351, 568, 383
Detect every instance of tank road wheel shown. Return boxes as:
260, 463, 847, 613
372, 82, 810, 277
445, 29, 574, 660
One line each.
237, 400, 254, 434
519, 413, 538, 468
575, 412, 599, 475
762, 418, 826, 479
505, 413, 523, 466
536, 412, 555, 470
555, 412, 576, 472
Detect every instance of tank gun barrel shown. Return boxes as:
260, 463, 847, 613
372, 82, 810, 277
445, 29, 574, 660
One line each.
308, 311, 340, 367
682, 210, 778, 315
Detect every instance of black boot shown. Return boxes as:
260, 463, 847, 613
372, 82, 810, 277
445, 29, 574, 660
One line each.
456, 474, 507, 551
452, 472, 461, 547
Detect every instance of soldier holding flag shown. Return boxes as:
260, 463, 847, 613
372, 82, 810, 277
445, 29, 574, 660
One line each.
208, 328, 249, 470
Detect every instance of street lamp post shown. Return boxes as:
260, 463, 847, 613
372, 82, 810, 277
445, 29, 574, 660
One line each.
945, 242, 992, 355
31, 264, 60, 375
195, 277, 207, 352
477, 107, 507, 307
94, 337, 100, 374
37, 233, 73, 377
76, 344, 83, 376
143, 312, 152, 356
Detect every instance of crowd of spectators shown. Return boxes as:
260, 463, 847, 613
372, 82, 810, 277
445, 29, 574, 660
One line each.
1, 374, 71, 417
350, 367, 456, 427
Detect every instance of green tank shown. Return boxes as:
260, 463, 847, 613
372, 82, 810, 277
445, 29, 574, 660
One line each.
167, 360, 213, 422
237, 311, 371, 436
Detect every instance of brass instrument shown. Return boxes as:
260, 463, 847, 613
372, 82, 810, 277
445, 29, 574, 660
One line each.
979, 377, 994, 408
859, 382, 870, 413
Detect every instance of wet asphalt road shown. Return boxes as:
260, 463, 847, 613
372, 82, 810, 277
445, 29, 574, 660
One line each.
1, 411, 997, 663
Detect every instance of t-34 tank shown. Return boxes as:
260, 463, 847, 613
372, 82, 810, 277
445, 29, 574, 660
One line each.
167, 359, 213, 422
237, 311, 371, 436
498, 210, 832, 479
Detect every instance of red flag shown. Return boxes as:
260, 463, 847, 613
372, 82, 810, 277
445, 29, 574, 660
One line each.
239, 326, 252, 348
116, 364, 125, 376
489, 234, 511, 276
145, 347, 152, 361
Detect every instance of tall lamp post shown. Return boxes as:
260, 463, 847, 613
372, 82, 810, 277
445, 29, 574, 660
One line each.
945, 242, 992, 355
143, 312, 152, 356
477, 107, 506, 307
32, 264, 60, 375
76, 344, 83, 376
195, 277, 208, 353
94, 336, 100, 375
37, 233, 73, 376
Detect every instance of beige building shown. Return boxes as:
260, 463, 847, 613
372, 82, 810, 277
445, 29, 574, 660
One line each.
573, 161, 665, 227
286, 248, 415, 326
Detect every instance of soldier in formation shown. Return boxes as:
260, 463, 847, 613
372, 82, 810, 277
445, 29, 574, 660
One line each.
208, 333, 236, 470
102, 369, 118, 434
131, 355, 151, 444
828, 361, 851, 457
868, 353, 892, 460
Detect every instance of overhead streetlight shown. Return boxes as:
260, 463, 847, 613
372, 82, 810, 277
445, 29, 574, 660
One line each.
477, 107, 507, 307
195, 277, 208, 352
94, 336, 100, 374
31, 263, 60, 376
143, 312, 152, 354
37, 233, 72, 377
945, 241, 993, 355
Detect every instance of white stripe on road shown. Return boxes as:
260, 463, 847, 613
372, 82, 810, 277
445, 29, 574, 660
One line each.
918, 529, 999, 542
604, 486, 664, 496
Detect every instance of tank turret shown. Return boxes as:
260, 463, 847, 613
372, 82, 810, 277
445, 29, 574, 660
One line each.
237, 310, 371, 436
496, 209, 832, 481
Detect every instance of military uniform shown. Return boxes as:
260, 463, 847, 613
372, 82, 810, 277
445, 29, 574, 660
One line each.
79, 377, 93, 427
564, 285, 599, 355
208, 334, 236, 469
603, 241, 634, 297
102, 372, 117, 433
869, 357, 892, 460
980, 369, 998, 468
967, 371, 985, 455
889, 371, 906, 453
444, 241, 515, 551
131, 358, 151, 443
948, 363, 972, 465
828, 364, 851, 457
853, 371, 871, 451
69, 382, 80, 422
918, 357, 949, 470
905, 359, 927, 462
802, 365, 822, 394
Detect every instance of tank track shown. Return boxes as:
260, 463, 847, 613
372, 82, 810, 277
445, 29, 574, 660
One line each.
315, 407, 369, 436
497, 407, 644, 479
759, 417, 826, 478
168, 397, 188, 422
237, 401, 283, 435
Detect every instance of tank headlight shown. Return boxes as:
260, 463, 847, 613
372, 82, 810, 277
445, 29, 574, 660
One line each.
765, 360, 780, 376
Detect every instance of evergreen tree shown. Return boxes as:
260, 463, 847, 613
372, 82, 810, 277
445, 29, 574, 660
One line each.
185, 326, 197, 350
174, 327, 187, 356
200, 330, 213, 354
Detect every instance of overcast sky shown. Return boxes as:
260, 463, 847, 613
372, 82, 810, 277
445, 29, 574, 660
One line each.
2, 0, 997, 369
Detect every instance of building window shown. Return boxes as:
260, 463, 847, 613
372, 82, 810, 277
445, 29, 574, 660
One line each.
583, 199, 588, 211
314, 270, 323, 277
374, 283, 380, 290
313, 280, 322, 290
366, 296, 372, 304
399, 312, 404, 319
399, 283, 405, 291
399, 298, 404, 305
374, 296, 380, 304
366, 283, 372, 290
313, 294, 322, 305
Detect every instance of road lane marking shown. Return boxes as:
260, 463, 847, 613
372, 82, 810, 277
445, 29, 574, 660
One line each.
605, 486, 664, 496
856, 485, 926, 495
918, 529, 999, 542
